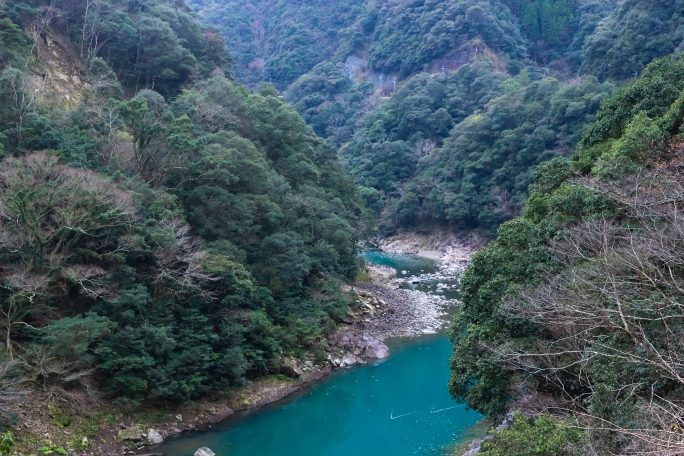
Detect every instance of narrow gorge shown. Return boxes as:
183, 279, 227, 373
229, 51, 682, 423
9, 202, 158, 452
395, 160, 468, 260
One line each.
1, 1, 684, 455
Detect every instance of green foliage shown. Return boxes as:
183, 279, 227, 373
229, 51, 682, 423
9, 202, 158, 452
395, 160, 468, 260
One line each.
449, 216, 557, 415
582, 0, 684, 81
187, 0, 683, 239
343, 64, 613, 232
48, 405, 72, 428
10, 0, 232, 96
592, 111, 665, 177
449, 54, 684, 453
0, 431, 13, 456
505, 0, 616, 66
286, 62, 373, 145
361, 0, 527, 76
509, 0, 575, 50
0, 18, 30, 69
187, 0, 364, 88
479, 414, 582, 456
581, 55, 684, 148
408, 74, 613, 230
39, 444, 68, 455
0, 0, 361, 407
190, 0, 619, 90
40, 314, 114, 363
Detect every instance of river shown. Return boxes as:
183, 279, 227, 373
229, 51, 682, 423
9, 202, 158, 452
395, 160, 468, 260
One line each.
155, 252, 483, 456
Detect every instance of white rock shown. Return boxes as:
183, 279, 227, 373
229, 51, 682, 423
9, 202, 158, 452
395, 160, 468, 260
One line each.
340, 354, 363, 367
194, 448, 216, 456
146, 429, 164, 445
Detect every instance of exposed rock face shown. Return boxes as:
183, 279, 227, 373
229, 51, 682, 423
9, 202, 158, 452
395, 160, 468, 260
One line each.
377, 231, 482, 275
363, 337, 390, 359
328, 330, 390, 367
461, 412, 516, 456
279, 356, 319, 379
194, 448, 216, 456
206, 405, 235, 424
146, 429, 164, 445
280, 357, 304, 378
26, 28, 89, 109
462, 440, 485, 456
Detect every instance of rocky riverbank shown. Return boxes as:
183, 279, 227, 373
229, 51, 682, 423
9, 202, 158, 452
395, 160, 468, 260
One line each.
333, 231, 479, 357
375, 230, 483, 274
352, 283, 449, 339
134, 234, 477, 454
12, 233, 477, 456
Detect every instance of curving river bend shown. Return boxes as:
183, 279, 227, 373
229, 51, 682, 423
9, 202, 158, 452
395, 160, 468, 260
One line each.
156, 252, 483, 456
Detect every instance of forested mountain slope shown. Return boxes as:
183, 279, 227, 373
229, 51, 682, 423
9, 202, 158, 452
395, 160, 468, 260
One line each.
582, 0, 684, 81
186, 0, 365, 88
175, 1, 684, 455
451, 54, 684, 455
190, 0, 684, 236
0, 1, 361, 452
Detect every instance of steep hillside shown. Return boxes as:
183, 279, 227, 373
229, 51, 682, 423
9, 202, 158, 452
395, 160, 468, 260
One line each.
582, 0, 684, 80
186, 0, 365, 88
0, 1, 362, 453
450, 54, 684, 455
344, 68, 614, 232
191, 0, 618, 88
192, 0, 633, 237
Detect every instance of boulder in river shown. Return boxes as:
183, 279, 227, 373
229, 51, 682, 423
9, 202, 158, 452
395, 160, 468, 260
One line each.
194, 448, 216, 456
329, 330, 389, 362
362, 336, 390, 359
340, 354, 363, 367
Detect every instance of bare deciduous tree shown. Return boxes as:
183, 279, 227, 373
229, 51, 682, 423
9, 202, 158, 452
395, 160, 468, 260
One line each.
20, 345, 99, 413
151, 218, 216, 300
488, 159, 684, 454
0, 154, 135, 355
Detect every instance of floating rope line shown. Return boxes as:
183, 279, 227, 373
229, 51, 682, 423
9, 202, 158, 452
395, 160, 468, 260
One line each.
430, 406, 459, 414
390, 410, 417, 420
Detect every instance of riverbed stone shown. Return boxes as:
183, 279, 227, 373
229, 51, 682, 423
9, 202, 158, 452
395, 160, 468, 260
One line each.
207, 405, 234, 424
146, 429, 164, 445
280, 357, 303, 378
362, 336, 390, 359
340, 354, 363, 367
194, 448, 216, 456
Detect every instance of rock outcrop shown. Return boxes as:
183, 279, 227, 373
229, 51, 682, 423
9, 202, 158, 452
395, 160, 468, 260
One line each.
327, 330, 390, 367
194, 448, 216, 456
146, 429, 164, 445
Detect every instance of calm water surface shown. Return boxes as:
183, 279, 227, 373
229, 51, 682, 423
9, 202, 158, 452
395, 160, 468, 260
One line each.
156, 252, 482, 456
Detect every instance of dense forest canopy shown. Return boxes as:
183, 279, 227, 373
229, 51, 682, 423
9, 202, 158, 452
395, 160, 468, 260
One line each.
2, 0, 684, 454
0, 0, 361, 421
186, 0, 365, 88
184, 1, 684, 453
191, 0, 684, 236
450, 54, 684, 454
581, 0, 684, 81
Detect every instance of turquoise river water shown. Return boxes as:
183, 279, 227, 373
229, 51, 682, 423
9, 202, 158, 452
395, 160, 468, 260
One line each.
156, 252, 482, 456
